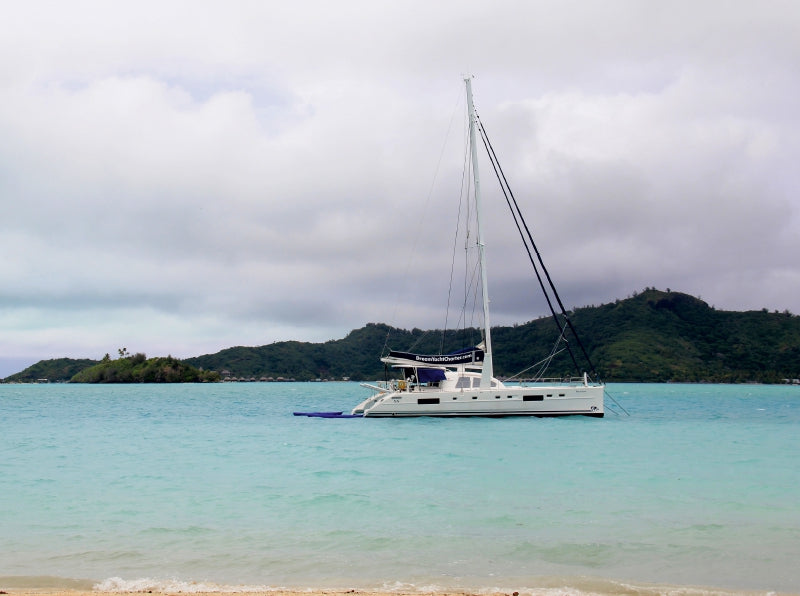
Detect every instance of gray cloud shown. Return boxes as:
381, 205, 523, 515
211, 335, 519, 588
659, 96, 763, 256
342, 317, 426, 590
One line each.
2, 0, 799, 375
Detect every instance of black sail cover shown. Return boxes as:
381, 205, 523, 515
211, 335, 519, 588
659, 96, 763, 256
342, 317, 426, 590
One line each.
387, 347, 484, 366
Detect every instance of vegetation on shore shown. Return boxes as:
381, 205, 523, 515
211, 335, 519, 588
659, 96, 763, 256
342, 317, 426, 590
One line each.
5, 349, 219, 383
2, 357, 99, 383
183, 289, 800, 384
3, 289, 799, 384
71, 349, 220, 383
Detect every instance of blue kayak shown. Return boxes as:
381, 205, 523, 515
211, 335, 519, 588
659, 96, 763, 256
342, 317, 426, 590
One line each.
293, 411, 363, 418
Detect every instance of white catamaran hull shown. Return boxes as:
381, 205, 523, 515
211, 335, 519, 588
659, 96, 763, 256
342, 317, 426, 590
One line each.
353, 383, 604, 417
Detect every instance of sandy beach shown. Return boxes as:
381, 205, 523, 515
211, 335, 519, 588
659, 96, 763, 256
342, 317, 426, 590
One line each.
3, 592, 487, 596
0, 592, 740, 596
4, 586, 795, 596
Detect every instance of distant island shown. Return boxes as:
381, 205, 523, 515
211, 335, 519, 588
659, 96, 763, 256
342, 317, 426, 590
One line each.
71, 350, 221, 383
3, 289, 800, 384
6, 349, 219, 384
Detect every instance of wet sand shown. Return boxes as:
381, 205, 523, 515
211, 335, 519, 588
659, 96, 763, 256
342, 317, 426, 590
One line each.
4, 592, 482, 596
4, 587, 795, 596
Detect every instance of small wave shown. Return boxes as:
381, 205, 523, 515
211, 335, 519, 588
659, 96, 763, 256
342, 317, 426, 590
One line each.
94, 577, 603, 595
93, 577, 283, 593
92, 576, 767, 596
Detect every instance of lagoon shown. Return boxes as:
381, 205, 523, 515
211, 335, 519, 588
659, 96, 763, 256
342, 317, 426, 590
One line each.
1, 382, 798, 594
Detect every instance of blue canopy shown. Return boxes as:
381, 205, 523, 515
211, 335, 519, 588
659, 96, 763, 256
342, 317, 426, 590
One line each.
417, 368, 447, 383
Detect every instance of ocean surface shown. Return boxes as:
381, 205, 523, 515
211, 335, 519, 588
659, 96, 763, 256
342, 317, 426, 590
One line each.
1, 382, 798, 595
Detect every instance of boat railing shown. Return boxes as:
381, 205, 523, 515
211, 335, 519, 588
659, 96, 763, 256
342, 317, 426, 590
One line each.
363, 376, 601, 393
362, 379, 413, 392
361, 379, 447, 393
360, 380, 394, 392
508, 376, 598, 386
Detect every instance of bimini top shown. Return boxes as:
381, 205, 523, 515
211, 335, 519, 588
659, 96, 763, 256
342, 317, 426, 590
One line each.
385, 347, 484, 366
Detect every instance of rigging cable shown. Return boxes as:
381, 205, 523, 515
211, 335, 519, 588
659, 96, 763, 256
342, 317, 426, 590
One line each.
604, 388, 630, 416
475, 112, 602, 382
505, 331, 569, 382
474, 120, 580, 373
442, 119, 472, 354
385, 91, 464, 359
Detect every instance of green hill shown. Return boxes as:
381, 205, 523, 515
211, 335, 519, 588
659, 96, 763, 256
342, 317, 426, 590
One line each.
4, 289, 799, 384
4, 354, 219, 383
563, 289, 800, 382
3, 357, 99, 383
185, 289, 800, 383
71, 352, 220, 383
184, 324, 485, 382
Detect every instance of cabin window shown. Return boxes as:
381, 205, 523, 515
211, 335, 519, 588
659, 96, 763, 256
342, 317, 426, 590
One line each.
417, 398, 440, 405
456, 377, 471, 389
523, 395, 544, 402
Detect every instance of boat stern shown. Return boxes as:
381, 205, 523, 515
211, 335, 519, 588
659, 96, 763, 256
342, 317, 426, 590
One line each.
352, 382, 395, 415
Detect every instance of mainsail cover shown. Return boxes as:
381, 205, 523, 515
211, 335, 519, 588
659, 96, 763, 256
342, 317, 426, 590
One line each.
387, 347, 484, 365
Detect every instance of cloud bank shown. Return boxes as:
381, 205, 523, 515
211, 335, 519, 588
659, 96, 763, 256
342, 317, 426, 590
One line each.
2, 1, 799, 374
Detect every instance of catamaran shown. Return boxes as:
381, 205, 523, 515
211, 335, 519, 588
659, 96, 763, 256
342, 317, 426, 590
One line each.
351, 77, 604, 417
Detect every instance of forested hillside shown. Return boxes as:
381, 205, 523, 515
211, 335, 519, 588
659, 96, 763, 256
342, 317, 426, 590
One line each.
71, 353, 220, 383
4, 353, 219, 383
186, 289, 800, 383
3, 358, 99, 383
4, 290, 799, 383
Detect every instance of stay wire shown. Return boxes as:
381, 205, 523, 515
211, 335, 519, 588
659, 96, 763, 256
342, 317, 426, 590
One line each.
387, 90, 463, 358
474, 119, 581, 374
604, 388, 631, 416
442, 120, 472, 354
476, 113, 601, 382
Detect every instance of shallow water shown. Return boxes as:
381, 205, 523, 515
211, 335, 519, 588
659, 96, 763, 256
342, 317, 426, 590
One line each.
1, 382, 798, 593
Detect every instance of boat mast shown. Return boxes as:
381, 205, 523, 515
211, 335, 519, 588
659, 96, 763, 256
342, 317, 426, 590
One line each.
465, 76, 494, 389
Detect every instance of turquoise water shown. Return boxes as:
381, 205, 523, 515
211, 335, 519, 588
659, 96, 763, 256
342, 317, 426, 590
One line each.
1, 383, 799, 594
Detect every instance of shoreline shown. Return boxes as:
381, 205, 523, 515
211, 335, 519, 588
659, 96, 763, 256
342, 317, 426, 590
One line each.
3, 589, 797, 596
2, 577, 797, 596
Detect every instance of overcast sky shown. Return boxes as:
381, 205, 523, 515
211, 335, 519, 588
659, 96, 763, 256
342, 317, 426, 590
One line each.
2, 1, 799, 376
